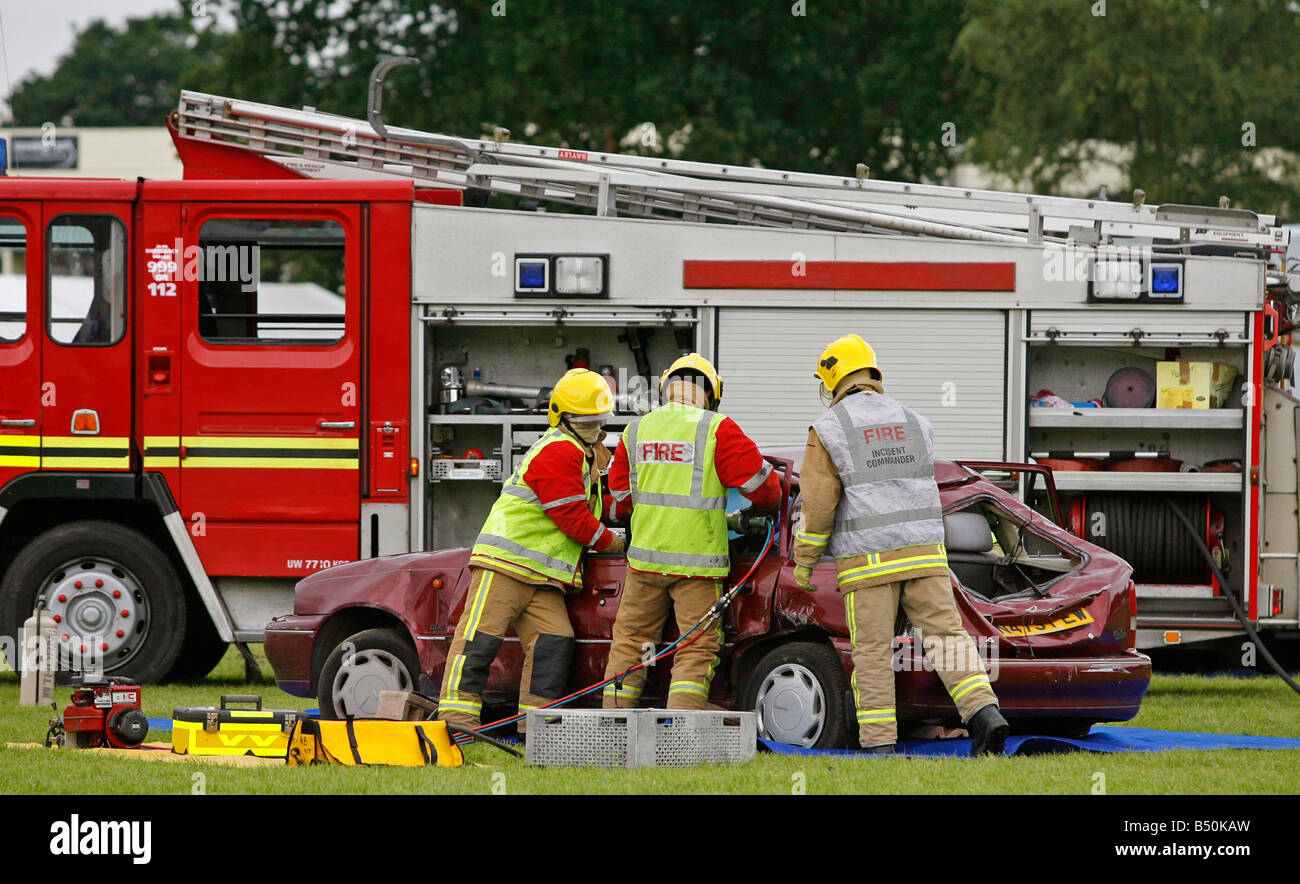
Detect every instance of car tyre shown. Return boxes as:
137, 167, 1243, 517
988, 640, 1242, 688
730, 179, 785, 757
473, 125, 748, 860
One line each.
317, 627, 421, 719
743, 641, 850, 749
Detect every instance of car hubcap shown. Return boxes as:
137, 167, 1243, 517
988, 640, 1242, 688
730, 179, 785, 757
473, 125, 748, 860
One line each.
332, 648, 414, 718
754, 662, 826, 747
40, 557, 149, 670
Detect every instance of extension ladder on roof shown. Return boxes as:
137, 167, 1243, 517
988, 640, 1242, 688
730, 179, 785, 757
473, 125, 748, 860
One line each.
174, 86, 1286, 252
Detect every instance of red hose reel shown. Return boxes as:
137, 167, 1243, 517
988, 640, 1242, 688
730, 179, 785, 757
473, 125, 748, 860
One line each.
1068, 495, 1225, 590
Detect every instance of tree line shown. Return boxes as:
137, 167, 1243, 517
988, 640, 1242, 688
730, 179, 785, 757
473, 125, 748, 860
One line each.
9, 0, 1298, 216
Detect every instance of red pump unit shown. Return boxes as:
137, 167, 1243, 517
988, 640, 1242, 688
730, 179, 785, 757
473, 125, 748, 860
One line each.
60, 676, 149, 749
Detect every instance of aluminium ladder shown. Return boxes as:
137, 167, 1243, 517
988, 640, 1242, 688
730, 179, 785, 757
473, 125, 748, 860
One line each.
174, 88, 1287, 254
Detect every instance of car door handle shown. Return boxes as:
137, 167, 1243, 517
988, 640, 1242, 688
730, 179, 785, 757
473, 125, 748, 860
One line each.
1, 418, 35, 427
318, 420, 356, 430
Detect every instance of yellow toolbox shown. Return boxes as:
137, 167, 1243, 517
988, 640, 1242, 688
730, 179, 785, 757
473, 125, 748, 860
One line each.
1156, 361, 1238, 409
172, 695, 306, 758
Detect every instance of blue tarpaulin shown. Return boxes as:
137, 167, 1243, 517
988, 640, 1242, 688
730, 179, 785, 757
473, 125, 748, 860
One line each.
759, 726, 1300, 757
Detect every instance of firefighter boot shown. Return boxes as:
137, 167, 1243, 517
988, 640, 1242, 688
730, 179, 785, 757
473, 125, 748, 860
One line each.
966, 703, 1009, 757
859, 744, 896, 755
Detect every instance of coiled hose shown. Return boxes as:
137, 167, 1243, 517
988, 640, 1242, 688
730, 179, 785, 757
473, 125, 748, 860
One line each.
1084, 495, 1208, 584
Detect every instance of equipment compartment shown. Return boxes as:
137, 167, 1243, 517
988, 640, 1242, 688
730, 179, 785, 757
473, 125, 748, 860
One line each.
418, 312, 700, 550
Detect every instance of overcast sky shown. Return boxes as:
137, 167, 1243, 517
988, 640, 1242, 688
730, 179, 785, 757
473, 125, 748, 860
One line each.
0, 0, 179, 113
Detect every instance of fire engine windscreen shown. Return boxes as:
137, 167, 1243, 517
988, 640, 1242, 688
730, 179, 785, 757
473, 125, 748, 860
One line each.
196, 218, 345, 344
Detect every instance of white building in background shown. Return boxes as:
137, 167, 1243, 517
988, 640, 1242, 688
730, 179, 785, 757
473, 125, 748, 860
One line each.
1, 127, 182, 180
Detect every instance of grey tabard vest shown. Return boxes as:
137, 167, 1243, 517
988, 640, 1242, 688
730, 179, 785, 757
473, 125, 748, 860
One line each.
811, 391, 945, 557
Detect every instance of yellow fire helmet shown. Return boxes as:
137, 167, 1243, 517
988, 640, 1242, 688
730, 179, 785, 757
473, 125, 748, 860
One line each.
547, 368, 615, 427
814, 334, 881, 405
660, 352, 724, 409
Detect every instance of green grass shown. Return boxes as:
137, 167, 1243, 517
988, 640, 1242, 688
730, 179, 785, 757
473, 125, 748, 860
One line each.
1, 649, 1297, 795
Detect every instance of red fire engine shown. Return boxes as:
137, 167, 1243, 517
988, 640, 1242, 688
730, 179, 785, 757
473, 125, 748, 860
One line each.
0, 73, 1294, 681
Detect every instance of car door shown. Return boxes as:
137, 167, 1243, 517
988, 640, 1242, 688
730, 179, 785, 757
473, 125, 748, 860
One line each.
572, 551, 627, 695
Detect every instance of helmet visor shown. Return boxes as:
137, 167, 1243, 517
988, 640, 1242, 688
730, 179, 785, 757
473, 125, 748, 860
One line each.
564, 411, 612, 426
818, 382, 834, 408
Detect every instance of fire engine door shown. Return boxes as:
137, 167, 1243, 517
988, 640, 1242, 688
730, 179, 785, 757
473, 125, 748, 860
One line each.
41, 205, 133, 473
176, 205, 362, 576
0, 202, 42, 484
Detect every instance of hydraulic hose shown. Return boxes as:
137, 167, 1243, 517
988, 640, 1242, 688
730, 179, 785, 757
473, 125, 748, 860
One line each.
1161, 498, 1300, 696
453, 515, 779, 744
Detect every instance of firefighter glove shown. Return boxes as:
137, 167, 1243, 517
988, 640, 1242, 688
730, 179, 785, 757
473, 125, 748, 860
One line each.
794, 564, 815, 590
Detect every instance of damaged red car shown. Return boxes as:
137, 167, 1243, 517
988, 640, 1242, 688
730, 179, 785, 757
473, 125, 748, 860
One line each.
265, 456, 1151, 748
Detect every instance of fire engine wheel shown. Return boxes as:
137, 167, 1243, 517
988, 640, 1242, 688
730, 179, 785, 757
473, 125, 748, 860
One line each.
743, 641, 850, 750
0, 521, 187, 685
165, 602, 229, 681
317, 628, 421, 720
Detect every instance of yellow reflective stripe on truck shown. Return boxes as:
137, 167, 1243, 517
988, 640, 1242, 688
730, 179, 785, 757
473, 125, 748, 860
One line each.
0, 435, 40, 468
142, 435, 180, 468
178, 436, 359, 470
41, 436, 130, 469
4, 435, 360, 471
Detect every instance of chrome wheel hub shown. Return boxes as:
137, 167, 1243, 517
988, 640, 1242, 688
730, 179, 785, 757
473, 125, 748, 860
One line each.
41, 557, 148, 669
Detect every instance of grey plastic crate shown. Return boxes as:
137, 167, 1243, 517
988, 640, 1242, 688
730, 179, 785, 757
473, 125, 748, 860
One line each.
524, 708, 756, 768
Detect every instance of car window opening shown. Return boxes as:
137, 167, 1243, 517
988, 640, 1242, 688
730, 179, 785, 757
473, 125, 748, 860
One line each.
945, 498, 1083, 602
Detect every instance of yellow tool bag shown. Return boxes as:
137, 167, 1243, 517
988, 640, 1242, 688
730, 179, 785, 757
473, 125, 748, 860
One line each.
286, 718, 465, 767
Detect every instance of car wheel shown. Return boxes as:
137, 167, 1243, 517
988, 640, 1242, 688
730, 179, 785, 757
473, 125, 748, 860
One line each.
743, 641, 850, 749
0, 520, 186, 684
317, 627, 420, 719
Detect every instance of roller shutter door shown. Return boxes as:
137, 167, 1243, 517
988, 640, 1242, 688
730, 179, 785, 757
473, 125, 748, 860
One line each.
716, 308, 1007, 459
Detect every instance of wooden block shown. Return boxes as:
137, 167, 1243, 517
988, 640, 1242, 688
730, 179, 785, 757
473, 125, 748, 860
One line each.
374, 691, 438, 721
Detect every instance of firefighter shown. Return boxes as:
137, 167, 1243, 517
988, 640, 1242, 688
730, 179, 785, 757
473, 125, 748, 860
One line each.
792, 335, 1009, 756
437, 368, 624, 733
602, 354, 781, 709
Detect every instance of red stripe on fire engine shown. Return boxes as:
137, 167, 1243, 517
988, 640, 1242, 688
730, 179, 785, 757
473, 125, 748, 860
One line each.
682, 260, 1016, 292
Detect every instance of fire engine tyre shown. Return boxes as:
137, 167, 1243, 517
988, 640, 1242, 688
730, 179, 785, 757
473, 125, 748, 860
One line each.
0, 521, 187, 685
165, 602, 229, 681
743, 641, 850, 750
317, 628, 421, 720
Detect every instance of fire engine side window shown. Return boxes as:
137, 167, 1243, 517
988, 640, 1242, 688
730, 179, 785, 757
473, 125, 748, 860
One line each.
47, 214, 127, 346
196, 218, 345, 345
0, 217, 27, 342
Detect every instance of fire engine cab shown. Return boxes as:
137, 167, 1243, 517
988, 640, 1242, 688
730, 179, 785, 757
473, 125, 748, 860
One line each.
0, 75, 1295, 681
